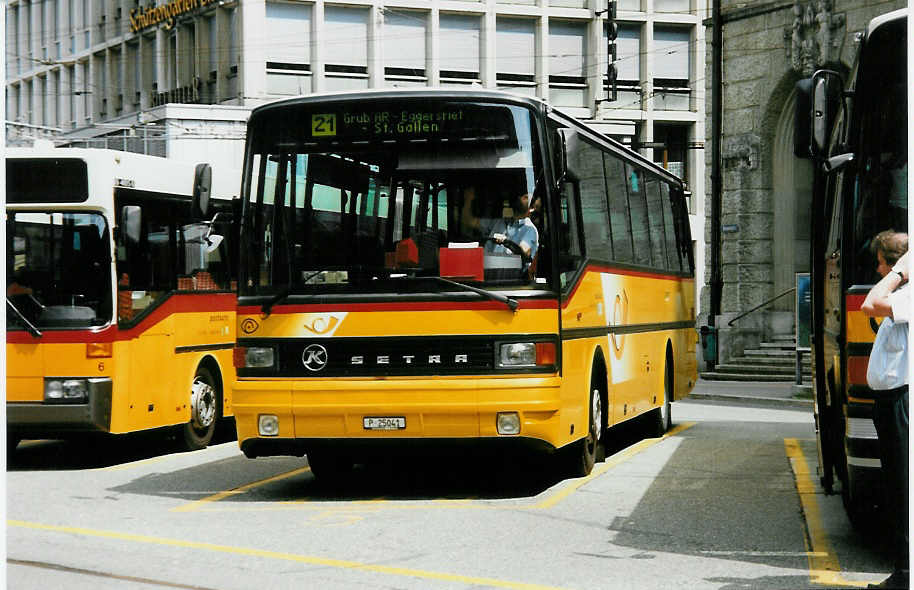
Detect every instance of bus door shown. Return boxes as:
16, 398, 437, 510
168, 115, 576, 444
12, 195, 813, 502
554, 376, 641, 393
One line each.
117, 204, 179, 431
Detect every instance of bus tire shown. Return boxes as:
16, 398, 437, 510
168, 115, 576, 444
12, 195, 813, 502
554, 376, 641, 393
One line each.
7, 435, 20, 455
563, 383, 601, 478
651, 354, 673, 437
181, 365, 219, 451
307, 452, 354, 481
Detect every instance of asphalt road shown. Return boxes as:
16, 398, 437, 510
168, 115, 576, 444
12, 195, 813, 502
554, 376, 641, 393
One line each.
5, 398, 896, 589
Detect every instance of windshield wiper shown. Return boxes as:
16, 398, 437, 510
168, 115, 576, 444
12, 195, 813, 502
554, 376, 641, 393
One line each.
262, 287, 291, 317
6, 299, 42, 338
261, 271, 327, 316
416, 276, 518, 312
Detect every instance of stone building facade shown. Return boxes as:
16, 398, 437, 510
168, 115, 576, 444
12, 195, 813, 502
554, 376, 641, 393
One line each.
702, 0, 906, 366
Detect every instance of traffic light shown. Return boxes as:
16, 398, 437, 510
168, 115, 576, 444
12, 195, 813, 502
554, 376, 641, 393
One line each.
605, 0, 618, 102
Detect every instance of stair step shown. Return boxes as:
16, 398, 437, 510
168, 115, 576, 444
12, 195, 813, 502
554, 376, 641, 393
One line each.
744, 349, 795, 357
715, 364, 796, 375
758, 342, 795, 350
771, 335, 796, 342
700, 372, 799, 382
729, 356, 808, 367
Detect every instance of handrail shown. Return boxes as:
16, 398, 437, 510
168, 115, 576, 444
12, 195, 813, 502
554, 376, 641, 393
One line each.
727, 287, 796, 327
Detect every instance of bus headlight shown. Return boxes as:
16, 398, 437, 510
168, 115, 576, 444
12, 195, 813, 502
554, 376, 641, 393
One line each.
44, 378, 89, 403
234, 346, 275, 368
499, 343, 536, 367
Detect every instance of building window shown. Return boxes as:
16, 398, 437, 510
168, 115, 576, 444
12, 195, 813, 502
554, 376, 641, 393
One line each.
652, 123, 689, 185
439, 13, 480, 85
653, 27, 690, 111
7, 6, 17, 77
605, 22, 641, 109
324, 5, 369, 92
383, 9, 427, 87
656, 0, 690, 14
265, 1, 312, 96
549, 20, 586, 108
496, 17, 535, 96
94, 52, 106, 117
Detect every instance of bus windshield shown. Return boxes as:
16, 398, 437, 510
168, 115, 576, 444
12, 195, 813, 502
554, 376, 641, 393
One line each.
242, 99, 547, 296
6, 211, 112, 330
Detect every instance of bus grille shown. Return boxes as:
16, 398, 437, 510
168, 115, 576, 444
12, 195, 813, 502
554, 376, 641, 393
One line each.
272, 336, 496, 377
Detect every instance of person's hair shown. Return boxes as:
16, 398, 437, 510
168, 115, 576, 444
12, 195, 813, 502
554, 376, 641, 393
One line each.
870, 230, 908, 265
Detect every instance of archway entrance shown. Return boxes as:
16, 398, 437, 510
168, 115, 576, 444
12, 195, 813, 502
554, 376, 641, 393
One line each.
771, 90, 813, 319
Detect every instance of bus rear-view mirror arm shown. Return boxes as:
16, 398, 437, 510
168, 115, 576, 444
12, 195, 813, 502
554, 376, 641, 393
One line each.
823, 152, 855, 174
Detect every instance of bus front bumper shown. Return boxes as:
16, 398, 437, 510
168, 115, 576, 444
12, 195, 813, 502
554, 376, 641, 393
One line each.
7, 378, 113, 435
233, 376, 566, 458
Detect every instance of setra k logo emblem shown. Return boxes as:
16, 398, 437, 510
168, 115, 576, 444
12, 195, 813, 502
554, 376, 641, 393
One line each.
302, 344, 329, 372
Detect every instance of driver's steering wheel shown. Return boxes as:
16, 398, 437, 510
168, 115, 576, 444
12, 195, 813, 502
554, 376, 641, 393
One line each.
484, 236, 532, 265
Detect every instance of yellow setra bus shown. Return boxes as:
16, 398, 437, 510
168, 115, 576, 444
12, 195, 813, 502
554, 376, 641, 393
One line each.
6, 147, 238, 451
232, 89, 697, 478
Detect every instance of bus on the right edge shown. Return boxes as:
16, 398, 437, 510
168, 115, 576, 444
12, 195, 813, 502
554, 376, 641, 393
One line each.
793, 8, 907, 527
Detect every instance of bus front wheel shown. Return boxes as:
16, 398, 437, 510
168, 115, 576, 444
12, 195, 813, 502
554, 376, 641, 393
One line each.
563, 385, 601, 478
182, 365, 219, 451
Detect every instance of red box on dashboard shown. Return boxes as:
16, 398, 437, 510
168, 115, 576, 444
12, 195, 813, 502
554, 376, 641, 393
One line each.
439, 247, 484, 282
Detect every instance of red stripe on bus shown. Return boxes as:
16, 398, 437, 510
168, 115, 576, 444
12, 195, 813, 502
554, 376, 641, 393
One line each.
562, 265, 691, 307
238, 299, 559, 315
6, 293, 236, 344
846, 294, 866, 311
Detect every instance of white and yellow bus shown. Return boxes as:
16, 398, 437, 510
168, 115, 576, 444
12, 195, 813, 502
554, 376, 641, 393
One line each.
6, 147, 238, 451
233, 89, 697, 478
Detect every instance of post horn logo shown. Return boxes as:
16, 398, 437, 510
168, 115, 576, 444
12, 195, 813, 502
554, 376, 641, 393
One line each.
241, 318, 260, 335
611, 291, 629, 360
304, 316, 340, 335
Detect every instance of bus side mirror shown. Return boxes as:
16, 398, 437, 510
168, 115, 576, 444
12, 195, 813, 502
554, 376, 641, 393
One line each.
192, 163, 213, 220
121, 205, 142, 245
556, 128, 580, 182
793, 78, 813, 159
553, 128, 569, 184
810, 70, 845, 160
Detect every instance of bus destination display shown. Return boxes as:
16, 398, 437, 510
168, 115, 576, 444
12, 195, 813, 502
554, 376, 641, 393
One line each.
311, 109, 466, 138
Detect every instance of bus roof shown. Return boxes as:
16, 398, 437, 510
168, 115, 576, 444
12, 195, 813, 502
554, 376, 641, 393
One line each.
5, 147, 238, 206
866, 7, 907, 39
248, 88, 547, 119
246, 88, 684, 188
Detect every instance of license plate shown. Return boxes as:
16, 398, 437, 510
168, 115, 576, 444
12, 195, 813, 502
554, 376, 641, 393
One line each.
363, 416, 406, 430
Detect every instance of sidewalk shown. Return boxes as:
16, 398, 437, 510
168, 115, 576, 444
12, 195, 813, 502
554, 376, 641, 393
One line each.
685, 378, 814, 408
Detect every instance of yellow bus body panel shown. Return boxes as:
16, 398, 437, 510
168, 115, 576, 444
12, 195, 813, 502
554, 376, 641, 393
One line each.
235, 268, 696, 453
7, 296, 235, 436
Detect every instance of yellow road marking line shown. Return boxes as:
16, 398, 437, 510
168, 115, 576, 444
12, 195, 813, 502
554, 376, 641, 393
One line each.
171, 467, 312, 512
532, 421, 695, 510
784, 438, 880, 587
8, 519, 569, 590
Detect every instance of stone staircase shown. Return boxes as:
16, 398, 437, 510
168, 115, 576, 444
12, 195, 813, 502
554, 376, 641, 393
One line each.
702, 335, 811, 383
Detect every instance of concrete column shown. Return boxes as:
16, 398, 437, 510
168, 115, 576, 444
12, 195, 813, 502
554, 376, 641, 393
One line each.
240, 0, 267, 102
311, 0, 324, 93
481, 1, 496, 87
428, 7, 439, 87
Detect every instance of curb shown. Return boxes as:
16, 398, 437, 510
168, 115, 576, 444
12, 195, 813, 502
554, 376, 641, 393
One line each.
684, 392, 814, 409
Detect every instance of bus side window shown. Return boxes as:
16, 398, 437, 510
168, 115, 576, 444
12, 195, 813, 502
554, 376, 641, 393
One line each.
626, 165, 651, 267
557, 181, 584, 290
604, 153, 634, 264
574, 139, 612, 262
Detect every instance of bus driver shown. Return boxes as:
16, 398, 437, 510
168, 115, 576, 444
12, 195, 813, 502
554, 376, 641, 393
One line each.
486, 192, 539, 272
